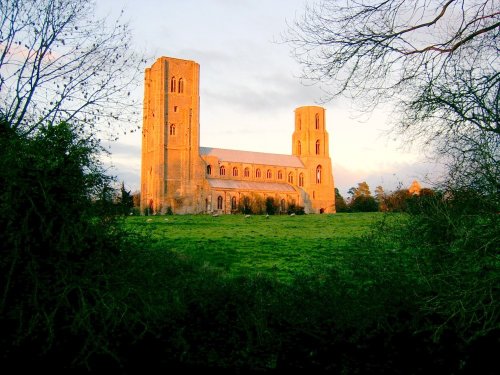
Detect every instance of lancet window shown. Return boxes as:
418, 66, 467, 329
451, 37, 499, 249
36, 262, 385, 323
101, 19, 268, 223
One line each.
170, 76, 176, 92
316, 165, 322, 184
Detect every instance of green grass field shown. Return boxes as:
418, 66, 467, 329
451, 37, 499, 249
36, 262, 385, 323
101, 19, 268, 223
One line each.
124, 212, 395, 281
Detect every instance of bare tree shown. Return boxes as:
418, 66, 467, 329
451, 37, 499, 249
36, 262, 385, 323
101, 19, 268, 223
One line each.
286, 1, 500, 343
0, 0, 144, 136
285, 0, 499, 190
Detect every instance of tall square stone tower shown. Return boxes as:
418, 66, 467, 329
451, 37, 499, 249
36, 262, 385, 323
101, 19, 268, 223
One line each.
141, 57, 205, 213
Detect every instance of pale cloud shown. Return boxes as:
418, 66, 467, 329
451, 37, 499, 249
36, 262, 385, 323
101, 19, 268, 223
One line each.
95, 0, 443, 196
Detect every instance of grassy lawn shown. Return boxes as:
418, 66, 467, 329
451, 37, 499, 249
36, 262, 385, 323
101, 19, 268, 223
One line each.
124, 212, 395, 281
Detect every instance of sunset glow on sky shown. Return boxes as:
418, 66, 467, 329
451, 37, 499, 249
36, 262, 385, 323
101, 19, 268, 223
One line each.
97, 0, 443, 196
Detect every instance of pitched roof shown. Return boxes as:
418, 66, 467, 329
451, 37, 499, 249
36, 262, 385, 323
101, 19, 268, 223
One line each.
200, 147, 304, 168
207, 178, 297, 193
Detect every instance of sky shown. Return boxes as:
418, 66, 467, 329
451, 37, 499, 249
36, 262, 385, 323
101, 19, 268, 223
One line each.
96, 0, 443, 197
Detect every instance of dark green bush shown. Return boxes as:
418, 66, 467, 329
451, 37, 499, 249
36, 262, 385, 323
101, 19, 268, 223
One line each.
350, 195, 379, 212
287, 203, 305, 215
399, 188, 499, 344
1, 119, 496, 373
0, 120, 129, 368
265, 197, 278, 215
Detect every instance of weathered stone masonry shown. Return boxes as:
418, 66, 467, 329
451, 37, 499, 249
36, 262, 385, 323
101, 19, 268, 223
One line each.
141, 56, 335, 214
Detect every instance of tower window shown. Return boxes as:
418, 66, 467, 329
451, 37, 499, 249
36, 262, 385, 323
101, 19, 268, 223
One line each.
170, 76, 176, 92
174, 106, 178, 112
266, 169, 272, 179
297, 141, 301, 155
232, 167, 238, 177
315, 113, 320, 129
256, 168, 261, 178
169, 124, 175, 135
316, 165, 322, 184
244, 167, 250, 177
178, 78, 184, 93
298, 115, 301, 130
288, 172, 293, 184
207, 165, 212, 175
217, 196, 223, 210
299, 173, 304, 187
316, 140, 320, 155
220, 165, 226, 176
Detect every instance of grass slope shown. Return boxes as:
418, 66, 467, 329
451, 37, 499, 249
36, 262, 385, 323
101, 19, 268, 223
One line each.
124, 212, 391, 281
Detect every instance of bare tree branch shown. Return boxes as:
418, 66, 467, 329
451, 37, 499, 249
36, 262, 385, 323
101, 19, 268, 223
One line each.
284, 0, 499, 192
0, 0, 145, 137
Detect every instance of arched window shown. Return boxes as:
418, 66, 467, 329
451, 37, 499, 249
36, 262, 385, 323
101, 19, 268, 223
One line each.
244, 167, 250, 177
316, 165, 322, 184
219, 165, 226, 176
298, 115, 301, 130
217, 196, 223, 210
266, 169, 272, 179
256, 168, 261, 178
288, 172, 293, 184
315, 113, 320, 129
169, 124, 175, 135
316, 140, 320, 155
299, 173, 304, 187
170, 76, 176, 92
206, 165, 212, 175
178, 78, 184, 93
280, 199, 286, 212
231, 196, 237, 210
232, 167, 238, 177
278, 170, 283, 180
297, 141, 301, 155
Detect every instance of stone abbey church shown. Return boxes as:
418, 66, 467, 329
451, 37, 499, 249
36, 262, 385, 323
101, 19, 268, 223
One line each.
141, 56, 335, 214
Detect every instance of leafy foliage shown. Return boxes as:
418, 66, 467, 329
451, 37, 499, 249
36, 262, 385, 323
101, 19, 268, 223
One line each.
334, 187, 348, 212
117, 181, 134, 215
401, 189, 500, 343
350, 195, 379, 212
265, 196, 278, 215
0, 119, 127, 367
348, 181, 372, 199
